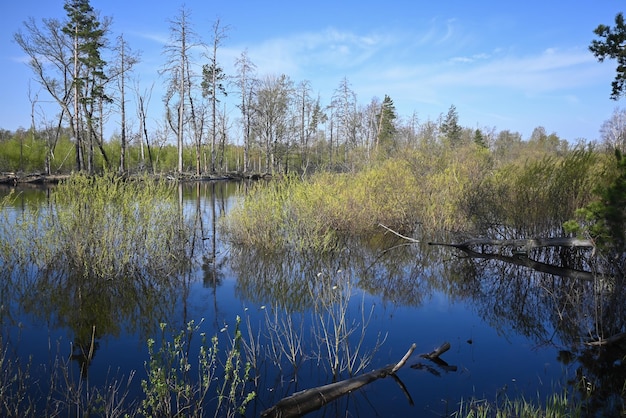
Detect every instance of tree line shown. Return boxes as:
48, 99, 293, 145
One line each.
5, 2, 626, 177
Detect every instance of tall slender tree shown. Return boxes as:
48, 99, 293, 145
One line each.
62, 0, 110, 173
234, 50, 257, 173
375, 95, 397, 155
331, 77, 358, 162
201, 19, 229, 173
295, 80, 323, 173
111, 34, 139, 174
160, 5, 200, 174
440, 104, 462, 147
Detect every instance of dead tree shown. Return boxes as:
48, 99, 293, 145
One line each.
261, 344, 416, 418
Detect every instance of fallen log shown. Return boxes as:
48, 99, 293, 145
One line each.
260, 343, 416, 418
430, 243, 603, 281
411, 342, 457, 376
429, 237, 595, 253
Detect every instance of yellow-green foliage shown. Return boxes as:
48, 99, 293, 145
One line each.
0, 173, 190, 279
408, 144, 493, 232
222, 159, 422, 252
222, 145, 608, 252
469, 149, 605, 235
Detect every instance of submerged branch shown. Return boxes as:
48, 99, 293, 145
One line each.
260, 343, 416, 418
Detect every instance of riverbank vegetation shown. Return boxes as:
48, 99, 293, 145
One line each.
0, 173, 191, 280
2, 1, 626, 415
220, 144, 617, 254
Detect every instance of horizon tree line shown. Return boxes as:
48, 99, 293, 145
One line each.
8, 2, 626, 177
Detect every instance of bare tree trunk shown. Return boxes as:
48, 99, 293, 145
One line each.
119, 35, 127, 174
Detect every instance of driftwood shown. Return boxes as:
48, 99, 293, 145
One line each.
260, 343, 416, 418
379, 223, 420, 243
434, 244, 602, 281
0, 173, 71, 185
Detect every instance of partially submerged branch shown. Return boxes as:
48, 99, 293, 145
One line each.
411, 342, 457, 376
260, 343, 416, 418
419, 341, 450, 360
379, 224, 419, 243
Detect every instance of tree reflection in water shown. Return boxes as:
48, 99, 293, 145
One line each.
433, 240, 626, 416
1, 182, 625, 415
233, 221, 626, 415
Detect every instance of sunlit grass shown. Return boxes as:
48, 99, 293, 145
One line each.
455, 392, 583, 418
221, 158, 423, 252
0, 173, 191, 280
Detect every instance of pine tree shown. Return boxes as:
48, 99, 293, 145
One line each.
375, 95, 397, 155
590, 13, 626, 100
440, 104, 462, 146
63, 0, 109, 172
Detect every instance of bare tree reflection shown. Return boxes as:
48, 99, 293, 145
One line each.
434, 240, 626, 416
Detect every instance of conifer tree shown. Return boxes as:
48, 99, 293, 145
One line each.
63, 0, 110, 172
590, 13, 626, 100
375, 95, 397, 155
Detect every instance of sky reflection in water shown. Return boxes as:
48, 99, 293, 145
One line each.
0, 182, 611, 417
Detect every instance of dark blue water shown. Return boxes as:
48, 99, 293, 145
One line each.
0, 182, 617, 417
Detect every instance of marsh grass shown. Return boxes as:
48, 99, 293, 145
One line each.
221, 159, 422, 252
222, 148, 606, 252
0, 173, 191, 280
455, 392, 583, 418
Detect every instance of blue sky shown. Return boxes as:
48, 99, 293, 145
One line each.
0, 1, 623, 143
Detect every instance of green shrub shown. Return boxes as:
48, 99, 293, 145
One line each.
0, 173, 191, 280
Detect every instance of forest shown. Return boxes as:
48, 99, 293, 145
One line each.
0, 0, 612, 178
2, 2, 626, 416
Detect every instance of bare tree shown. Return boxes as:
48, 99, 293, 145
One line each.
134, 80, 155, 173
600, 107, 626, 152
14, 17, 76, 168
252, 74, 293, 173
234, 49, 257, 173
201, 19, 229, 173
331, 77, 358, 165
294, 80, 323, 174
110, 34, 139, 174
160, 5, 202, 174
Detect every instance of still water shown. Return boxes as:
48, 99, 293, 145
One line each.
0, 181, 623, 417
